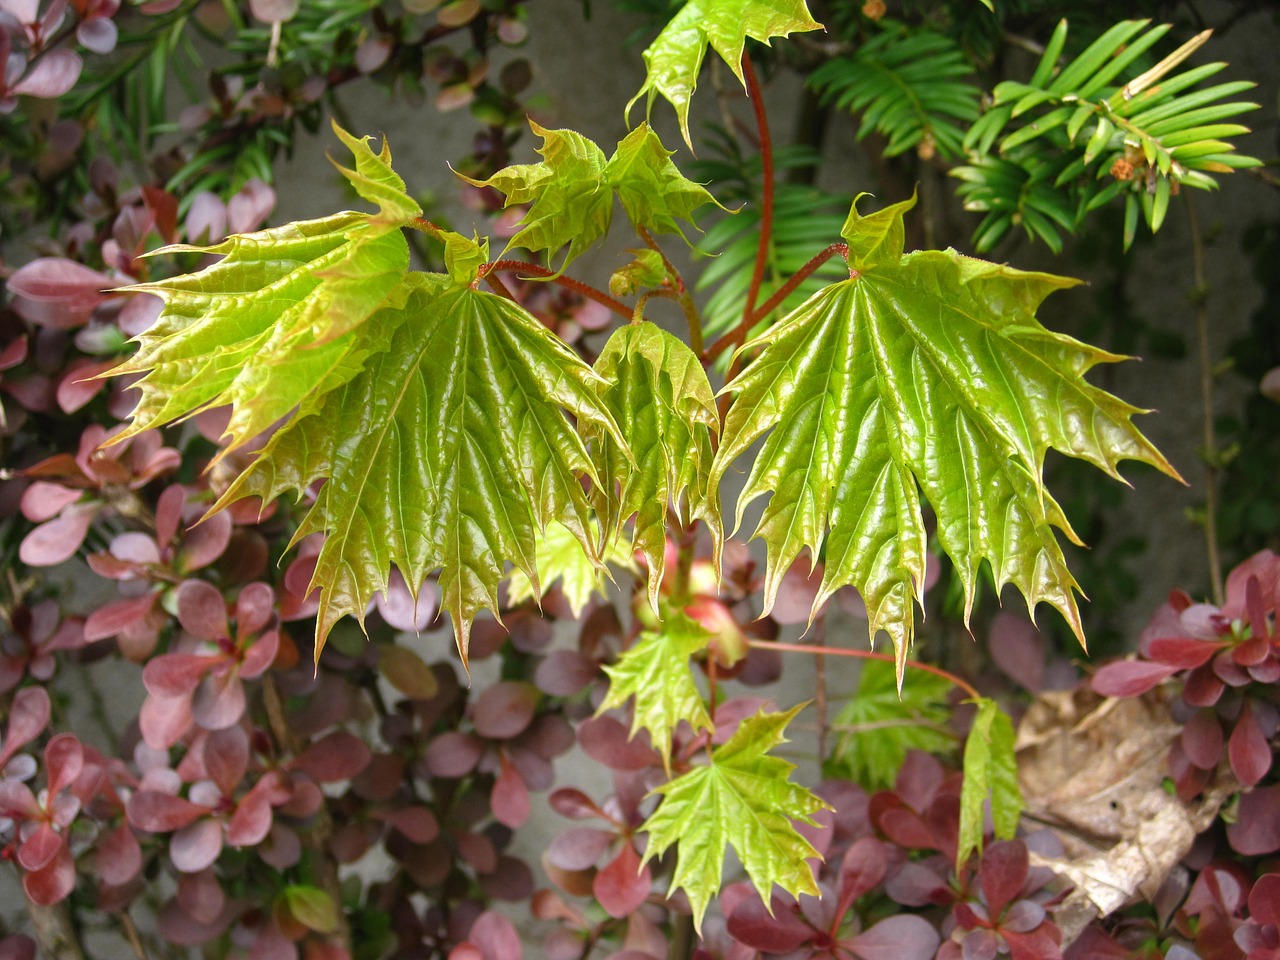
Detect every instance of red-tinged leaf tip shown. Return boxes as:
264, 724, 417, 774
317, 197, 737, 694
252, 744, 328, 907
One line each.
127, 791, 209, 833
170, 819, 224, 873
1228, 700, 1273, 787
21, 843, 75, 906
290, 731, 372, 783
468, 910, 523, 960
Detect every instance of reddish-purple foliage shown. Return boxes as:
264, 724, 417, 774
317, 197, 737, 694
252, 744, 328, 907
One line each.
1092, 551, 1280, 805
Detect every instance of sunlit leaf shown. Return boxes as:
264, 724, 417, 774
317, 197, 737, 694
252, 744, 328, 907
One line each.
958, 698, 1023, 868
627, 0, 822, 147
711, 194, 1180, 678
586, 322, 721, 609
460, 121, 611, 272
828, 658, 955, 790
504, 521, 633, 617
215, 275, 624, 665
598, 611, 713, 768
111, 123, 420, 457
641, 704, 830, 931
605, 124, 723, 244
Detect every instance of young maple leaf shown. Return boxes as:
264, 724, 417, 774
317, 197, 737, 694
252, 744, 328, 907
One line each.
626, 0, 823, 148
711, 193, 1182, 681
958, 698, 1023, 868
597, 611, 713, 769
585, 322, 721, 611
216, 273, 624, 667
110, 122, 421, 457
641, 704, 830, 931
504, 521, 635, 618
461, 121, 717, 272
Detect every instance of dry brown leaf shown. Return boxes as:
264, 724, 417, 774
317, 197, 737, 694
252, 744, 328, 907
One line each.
1015, 685, 1237, 943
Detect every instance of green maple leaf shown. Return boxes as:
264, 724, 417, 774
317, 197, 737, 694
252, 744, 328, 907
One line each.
605, 124, 722, 245
460, 121, 611, 272
642, 704, 829, 931
958, 698, 1022, 868
110, 123, 420, 456
504, 520, 634, 617
463, 122, 715, 271
586, 322, 721, 610
627, 0, 823, 148
212, 273, 624, 664
828, 658, 955, 790
597, 611, 713, 768
711, 193, 1181, 678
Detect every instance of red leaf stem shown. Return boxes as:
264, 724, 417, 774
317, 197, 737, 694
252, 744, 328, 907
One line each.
741, 51, 773, 331
708, 243, 850, 361
481, 260, 631, 321
746, 639, 980, 700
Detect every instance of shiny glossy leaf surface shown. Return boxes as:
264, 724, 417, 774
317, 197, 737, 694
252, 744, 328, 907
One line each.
587, 322, 721, 609
712, 194, 1178, 676
627, 0, 822, 147
112, 123, 419, 457
598, 612, 713, 767
216, 276, 622, 664
641, 704, 829, 931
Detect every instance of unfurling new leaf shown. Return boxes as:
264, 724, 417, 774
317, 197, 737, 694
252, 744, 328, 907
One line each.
641, 705, 830, 932
711, 193, 1181, 680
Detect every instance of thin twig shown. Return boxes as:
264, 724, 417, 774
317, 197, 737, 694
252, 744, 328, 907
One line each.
747, 638, 981, 700
261, 675, 354, 953
638, 227, 706, 356
1185, 192, 1224, 605
740, 52, 774, 330
707, 243, 849, 361
482, 260, 632, 321
813, 616, 828, 764
481, 270, 516, 302
120, 910, 148, 960
633, 288, 679, 323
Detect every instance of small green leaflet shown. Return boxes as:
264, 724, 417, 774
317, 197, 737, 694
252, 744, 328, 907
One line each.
461, 122, 717, 272
828, 658, 955, 790
110, 122, 419, 457
627, 0, 823, 148
958, 698, 1023, 868
585, 322, 721, 611
711, 193, 1180, 680
642, 704, 830, 932
610, 249, 667, 298
505, 521, 634, 617
215, 274, 624, 665
598, 611, 713, 769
